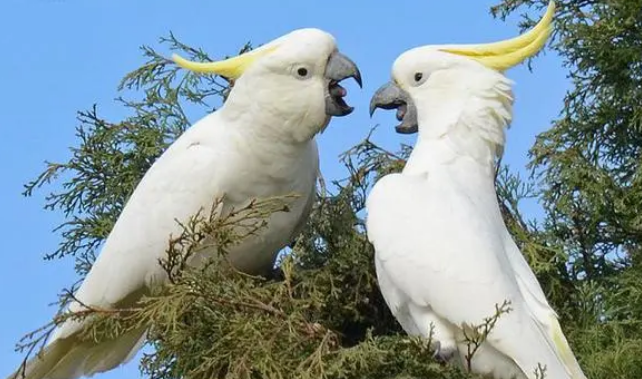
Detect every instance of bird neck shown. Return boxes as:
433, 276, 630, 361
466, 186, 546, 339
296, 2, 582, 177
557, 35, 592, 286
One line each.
405, 82, 513, 180
403, 136, 498, 185
208, 103, 314, 171
220, 82, 329, 145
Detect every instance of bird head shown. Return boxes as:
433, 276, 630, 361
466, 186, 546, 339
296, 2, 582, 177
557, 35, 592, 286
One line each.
370, 0, 555, 135
173, 28, 362, 142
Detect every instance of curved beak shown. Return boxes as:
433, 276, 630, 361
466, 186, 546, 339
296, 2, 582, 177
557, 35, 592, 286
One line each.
369, 81, 418, 134
324, 51, 362, 117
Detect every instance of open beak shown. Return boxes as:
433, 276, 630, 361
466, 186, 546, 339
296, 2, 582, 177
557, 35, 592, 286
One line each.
324, 51, 362, 117
369, 81, 418, 134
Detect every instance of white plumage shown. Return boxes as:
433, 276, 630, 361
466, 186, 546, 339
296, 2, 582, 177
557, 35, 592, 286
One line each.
367, 2, 587, 377
9, 28, 361, 379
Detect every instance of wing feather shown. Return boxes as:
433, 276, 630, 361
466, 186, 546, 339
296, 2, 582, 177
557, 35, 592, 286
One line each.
51, 124, 226, 341
367, 172, 585, 379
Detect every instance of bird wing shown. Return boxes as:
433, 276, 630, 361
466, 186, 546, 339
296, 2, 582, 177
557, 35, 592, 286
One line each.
51, 121, 229, 341
501, 231, 587, 378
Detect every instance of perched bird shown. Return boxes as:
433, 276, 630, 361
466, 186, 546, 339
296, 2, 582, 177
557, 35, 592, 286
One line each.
367, 2, 586, 378
9, 28, 361, 379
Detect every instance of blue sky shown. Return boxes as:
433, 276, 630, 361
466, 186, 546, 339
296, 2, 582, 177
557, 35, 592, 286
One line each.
0, 0, 569, 378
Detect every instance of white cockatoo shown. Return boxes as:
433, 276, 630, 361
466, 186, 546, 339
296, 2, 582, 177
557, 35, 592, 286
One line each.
367, 2, 587, 379
9, 28, 361, 379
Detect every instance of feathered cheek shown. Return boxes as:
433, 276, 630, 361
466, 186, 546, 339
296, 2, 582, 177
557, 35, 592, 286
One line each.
269, 89, 326, 143
290, 87, 327, 125
296, 100, 329, 140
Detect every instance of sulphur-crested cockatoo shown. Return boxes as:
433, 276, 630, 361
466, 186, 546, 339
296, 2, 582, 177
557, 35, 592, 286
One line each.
367, 2, 586, 378
9, 28, 361, 379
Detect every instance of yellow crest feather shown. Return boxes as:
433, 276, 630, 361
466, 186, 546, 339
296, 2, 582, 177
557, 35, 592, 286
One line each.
172, 45, 279, 79
439, 0, 555, 71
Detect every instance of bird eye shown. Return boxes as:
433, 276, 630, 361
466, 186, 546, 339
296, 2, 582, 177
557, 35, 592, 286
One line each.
414, 72, 423, 82
293, 65, 312, 80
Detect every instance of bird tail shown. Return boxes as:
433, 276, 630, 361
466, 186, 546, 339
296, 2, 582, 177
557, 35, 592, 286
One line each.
547, 317, 587, 379
6, 327, 146, 379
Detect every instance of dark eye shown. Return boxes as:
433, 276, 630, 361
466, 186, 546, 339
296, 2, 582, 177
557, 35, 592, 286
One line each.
414, 72, 423, 82
297, 67, 308, 77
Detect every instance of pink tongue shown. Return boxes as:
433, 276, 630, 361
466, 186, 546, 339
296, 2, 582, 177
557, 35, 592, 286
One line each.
329, 84, 347, 98
396, 106, 406, 121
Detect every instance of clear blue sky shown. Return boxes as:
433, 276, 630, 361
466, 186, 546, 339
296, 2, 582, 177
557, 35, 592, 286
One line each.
0, 0, 569, 378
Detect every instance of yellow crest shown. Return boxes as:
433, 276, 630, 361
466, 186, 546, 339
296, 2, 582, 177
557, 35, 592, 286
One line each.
439, 0, 555, 71
172, 45, 279, 79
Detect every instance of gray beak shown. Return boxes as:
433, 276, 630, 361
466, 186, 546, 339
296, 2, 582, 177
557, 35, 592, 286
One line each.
324, 51, 362, 117
369, 81, 418, 134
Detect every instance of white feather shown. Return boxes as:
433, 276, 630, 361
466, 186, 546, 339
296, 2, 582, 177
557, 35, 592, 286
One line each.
7, 28, 346, 379
368, 49, 586, 379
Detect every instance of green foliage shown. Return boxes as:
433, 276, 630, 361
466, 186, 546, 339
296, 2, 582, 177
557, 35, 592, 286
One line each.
15, 2, 642, 378
17, 33, 489, 379
492, 0, 642, 376
22, 33, 242, 277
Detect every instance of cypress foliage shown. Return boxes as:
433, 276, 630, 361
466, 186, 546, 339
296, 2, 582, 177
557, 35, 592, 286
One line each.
13, 2, 642, 377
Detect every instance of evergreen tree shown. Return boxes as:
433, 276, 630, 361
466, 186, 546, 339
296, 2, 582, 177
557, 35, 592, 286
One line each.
491, 0, 642, 377
12, 1, 642, 378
